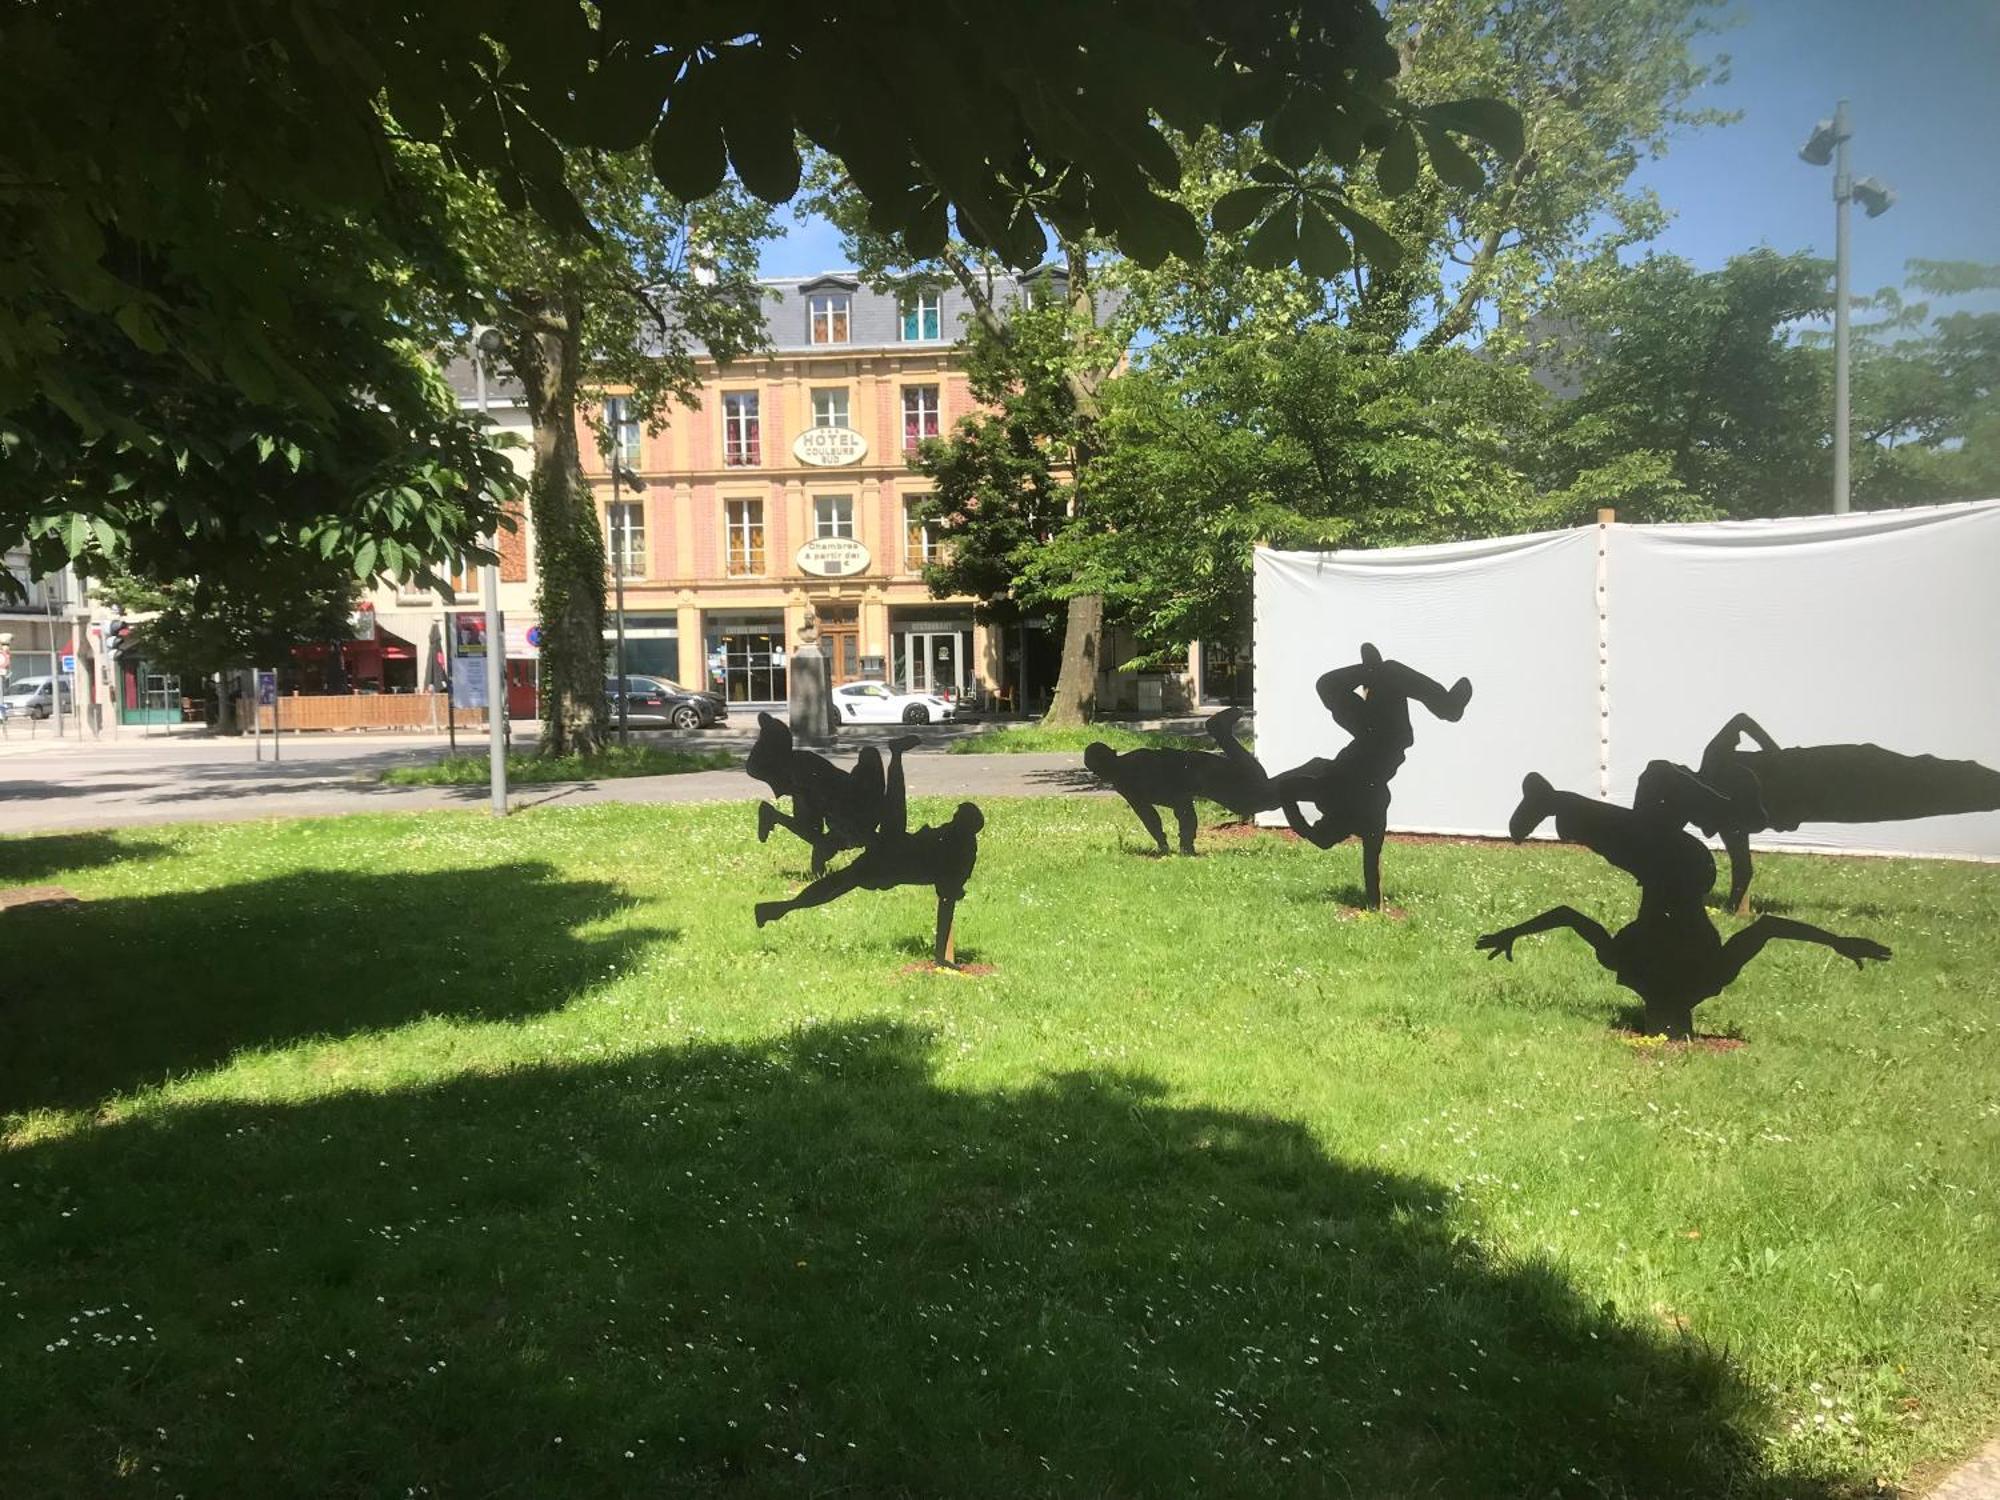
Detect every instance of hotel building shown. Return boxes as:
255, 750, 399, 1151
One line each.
349, 267, 1222, 720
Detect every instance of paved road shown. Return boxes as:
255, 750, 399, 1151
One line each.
0, 720, 1105, 835
1929, 1439, 2000, 1499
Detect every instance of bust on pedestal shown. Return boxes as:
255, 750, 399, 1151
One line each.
787, 620, 837, 746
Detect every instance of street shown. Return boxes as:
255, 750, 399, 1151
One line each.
0, 719, 1103, 835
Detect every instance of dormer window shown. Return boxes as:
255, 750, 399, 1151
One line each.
901, 292, 941, 341
808, 292, 851, 344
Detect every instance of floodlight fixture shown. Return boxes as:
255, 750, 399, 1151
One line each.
1852, 176, 1896, 218
1798, 118, 1840, 167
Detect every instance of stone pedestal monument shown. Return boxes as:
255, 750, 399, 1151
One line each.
787, 629, 837, 746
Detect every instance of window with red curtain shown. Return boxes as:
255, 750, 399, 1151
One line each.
723, 391, 760, 466
902, 385, 940, 451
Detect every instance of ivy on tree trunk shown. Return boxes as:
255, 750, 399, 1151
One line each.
509, 290, 608, 757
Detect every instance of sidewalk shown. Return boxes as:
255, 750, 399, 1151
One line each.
1929, 1439, 2000, 1499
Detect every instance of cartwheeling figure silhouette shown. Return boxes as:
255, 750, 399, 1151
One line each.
1480, 766, 1891, 1039
1270, 644, 1472, 908
1084, 707, 1276, 855
1688, 712, 2000, 912
747, 712, 917, 876
755, 739, 985, 967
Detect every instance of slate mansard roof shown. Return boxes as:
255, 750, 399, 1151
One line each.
751, 268, 1062, 353
443, 267, 1069, 402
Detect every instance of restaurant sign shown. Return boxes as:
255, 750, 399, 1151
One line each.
796, 537, 870, 578
792, 426, 868, 467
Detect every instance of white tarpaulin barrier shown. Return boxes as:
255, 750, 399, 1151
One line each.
1254, 499, 2000, 860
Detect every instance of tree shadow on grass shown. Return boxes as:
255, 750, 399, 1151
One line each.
3, 1022, 1842, 1499
0, 829, 170, 885
0, 861, 665, 1116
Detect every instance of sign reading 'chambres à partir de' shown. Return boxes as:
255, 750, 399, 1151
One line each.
792, 426, 868, 467
796, 537, 871, 578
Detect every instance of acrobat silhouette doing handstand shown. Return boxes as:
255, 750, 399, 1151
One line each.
755, 740, 984, 967
1270, 644, 1472, 908
1688, 712, 2000, 912
1480, 764, 1891, 1038
747, 712, 918, 876
1084, 707, 1275, 855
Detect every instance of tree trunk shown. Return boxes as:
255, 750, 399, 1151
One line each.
1040, 591, 1102, 726
508, 289, 608, 757
1037, 246, 1113, 729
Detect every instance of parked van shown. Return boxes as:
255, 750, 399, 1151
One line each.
2, 675, 74, 720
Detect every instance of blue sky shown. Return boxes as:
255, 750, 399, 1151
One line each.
763, 0, 2000, 304
1629, 0, 2000, 298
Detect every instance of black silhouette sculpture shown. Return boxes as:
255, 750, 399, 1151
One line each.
748, 712, 914, 876
1083, 707, 1277, 855
755, 736, 985, 966
1268, 644, 1472, 908
1480, 765, 1891, 1039
1687, 713, 2000, 911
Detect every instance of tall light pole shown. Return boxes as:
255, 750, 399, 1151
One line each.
1801, 101, 1895, 515
605, 397, 647, 747
471, 325, 509, 816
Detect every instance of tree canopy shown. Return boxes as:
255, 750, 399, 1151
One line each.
416, 144, 776, 753
2, 0, 1522, 579
867, 0, 1722, 693
93, 555, 359, 688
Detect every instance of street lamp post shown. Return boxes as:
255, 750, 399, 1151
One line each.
471, 325, 509, 816
1801, 101, 1895, 515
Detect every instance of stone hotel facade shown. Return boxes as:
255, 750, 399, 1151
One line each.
364, 267, 1222, 719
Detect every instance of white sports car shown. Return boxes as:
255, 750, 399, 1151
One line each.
832, 681, 958, 725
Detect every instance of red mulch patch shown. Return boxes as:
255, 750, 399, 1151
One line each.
1617, 1030, 1747, 1053
1208, 822, 1300, 841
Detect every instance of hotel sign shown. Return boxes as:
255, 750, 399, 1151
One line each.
793, 425, 868, 467
796, 537, 871, 578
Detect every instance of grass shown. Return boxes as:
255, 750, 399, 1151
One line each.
379, 742, 736, 786
949, 722, 1211, 754
3, 800, 1998, 1497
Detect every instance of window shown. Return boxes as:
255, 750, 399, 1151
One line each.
398, 557, 479, 605
722, 391, 760, 466
903, 497, 939, 570
808, 293, 850, 344
726, 499, 766, 576
610, 410, 641, 468
705, 617, 787, 703
811, 388, 850, 428
901, 292, 942, 341
813, 494, 854, 539
902, 385, 940, 450
606, 501, 645, 578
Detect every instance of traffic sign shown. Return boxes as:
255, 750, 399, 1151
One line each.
60, 653, 76, 673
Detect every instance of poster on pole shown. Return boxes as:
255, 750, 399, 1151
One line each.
449, 611, 494, 709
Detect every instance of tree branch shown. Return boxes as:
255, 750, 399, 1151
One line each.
1417, 147, 1535, 351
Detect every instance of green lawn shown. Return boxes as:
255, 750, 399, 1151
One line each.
3, 802, 1997, 1498
380, 743, 736, 785
949, 722, 1211, 753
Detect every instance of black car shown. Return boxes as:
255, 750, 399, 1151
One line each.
603, 674, 729, 730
